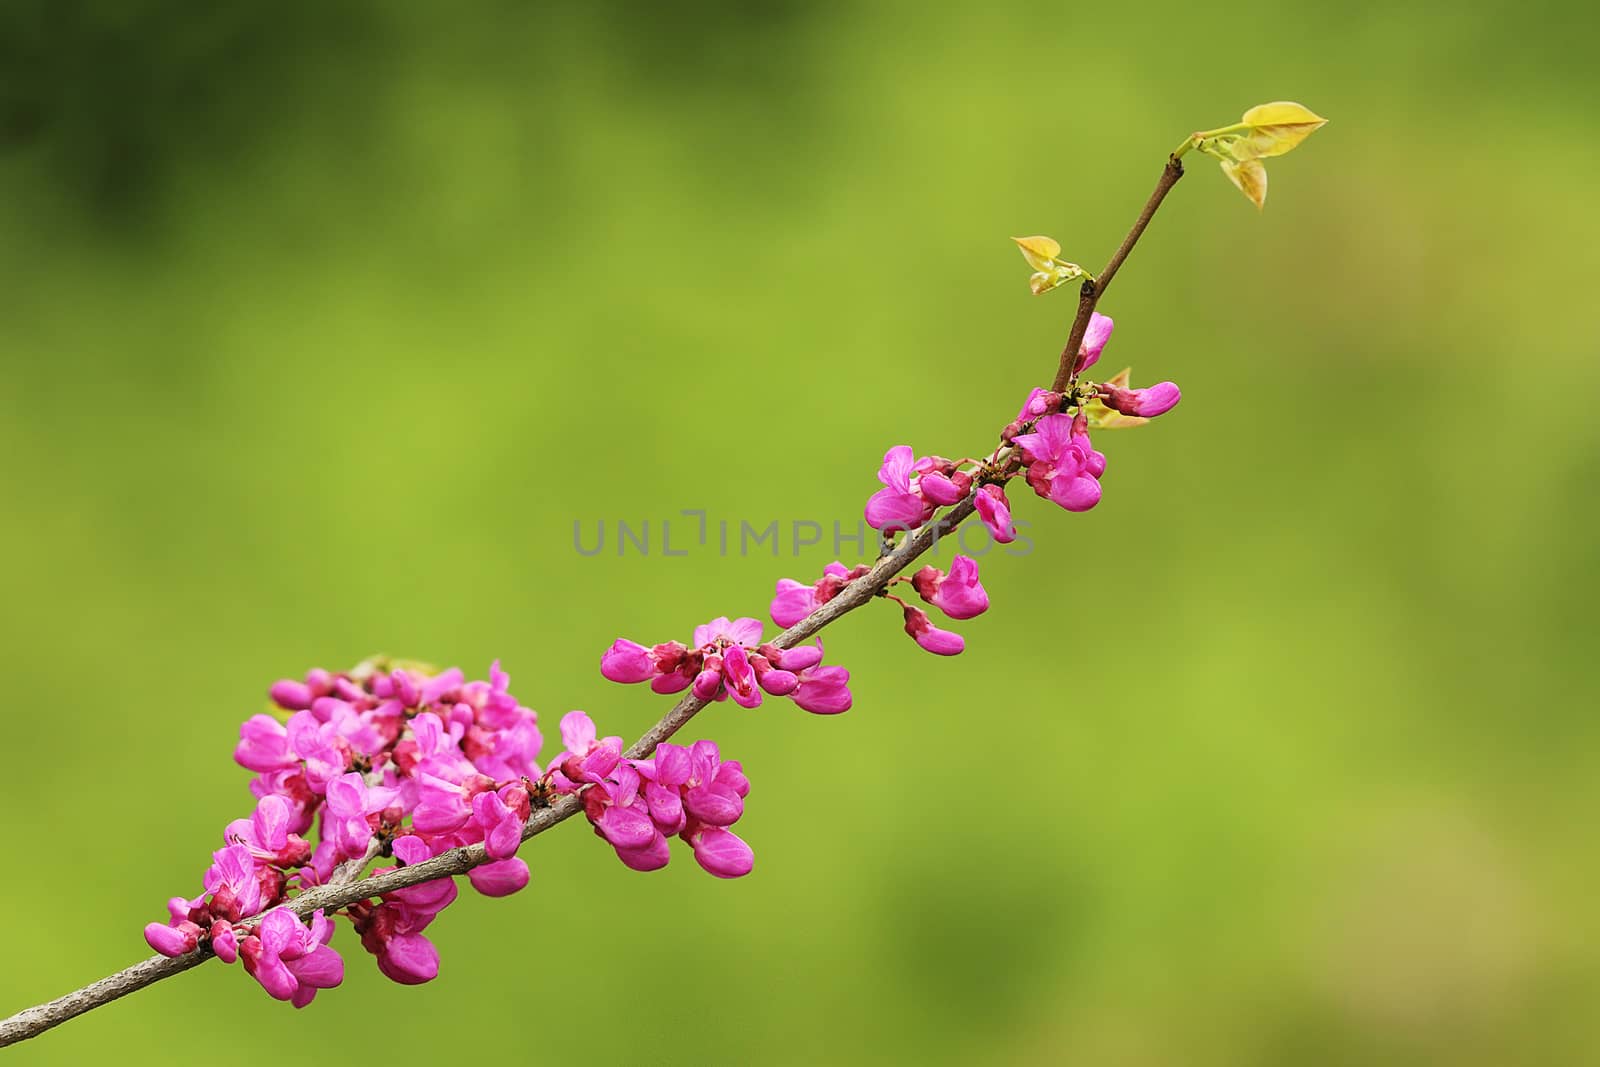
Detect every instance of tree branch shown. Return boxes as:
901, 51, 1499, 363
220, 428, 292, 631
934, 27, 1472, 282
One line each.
1051, 156, 1184, 392
2, 151, 1186, 1051
0, 494, 982, 1048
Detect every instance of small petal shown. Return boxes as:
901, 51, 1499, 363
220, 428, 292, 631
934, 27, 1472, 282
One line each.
600, 639, 656, 684
468, 857, 530, 897
690, 827, 754, 879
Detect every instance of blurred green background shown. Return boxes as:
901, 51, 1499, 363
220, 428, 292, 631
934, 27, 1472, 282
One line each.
3, 2, 1597, 1063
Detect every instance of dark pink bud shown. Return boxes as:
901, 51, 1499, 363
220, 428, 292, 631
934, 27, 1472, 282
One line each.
468, 857, 530, 897
792, 665, 852, 714
208, 920, 239, 963
614, 832, 672, 872
601, 639, 657, 684
755, 664, 799, 696
651, 670, 694, 695
650, 641, 689, 673
689, 826, 754, 879
918, 470, 969, 506
684, 783, 744, 826
593, 803, 657, 849
1099, 381, 1181, 418
902, 605, 965, 656
144, 920, 202, 957
268, 680, 313, 711
692, 668, 723, 701
716, 760, 751, 798
774, 644, 823, 672
973, 484, 1016, 544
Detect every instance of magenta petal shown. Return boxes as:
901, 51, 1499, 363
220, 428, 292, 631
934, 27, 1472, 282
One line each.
683, 783, 744, 826
378, 933, 441, 985
144, 922, 198, 957
1078, 312, 1113, 371
645, 781, 684, 828
653, 743, 691, 787
1133, 381, 1181, 417
757, 668, 798, 696
485, 816, 523, 860
391, 835, 432, 867
769, 580, 816, 628
287, 944, 344, 989
691, 669, 722, 701
258, 908, 300, 955
918, 471, 965, 506
210, 923, 239, 964
777, 644, 824, 672
865, 488, 927, 531
714, 760, 751, 798
690, 827, 754, 879
1049, 474, 1102, 512
253, 955, 298, 1001
595, 804, 657, 850
467, 857, 530, 897
973, 485, 1017, 544
600, 639, 656, 684
877, 444, 916, 492
650, 671, 693, 695
558, 710, 597, 753
614, 833, 672, 872
913, 625, 965, 656
269, 680, 314, 711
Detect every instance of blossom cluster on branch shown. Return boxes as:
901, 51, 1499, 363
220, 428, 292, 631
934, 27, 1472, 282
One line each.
0, 103, 1334, 1041
142, 660, 749, 1004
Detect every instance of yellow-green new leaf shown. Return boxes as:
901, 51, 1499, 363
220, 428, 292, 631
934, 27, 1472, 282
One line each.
1012, 235, 1062, 273
1238, 101, 1326, 159
1221, 158, 1268, 210
1028, 262, 1087, 295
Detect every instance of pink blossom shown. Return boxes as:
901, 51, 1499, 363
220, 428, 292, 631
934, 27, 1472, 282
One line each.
603, 617, 848, 713
321, 774, 376, 861
902, 605, 966, 656
600, 639, 656, 684
153, 661, 564, 1006
865, 445, 935, 530
234, 715, 297, 773
269, 680, 314, 711
225, 794, 311, 868
791, 663, 853, 714
686, 826, 754, 878
1013, 413, 1105, 512
1098, 380, 1182, 418
918, 468, 971, 506
910, 556, 989, 620
973, 484, 1017, 543
468, 858, 531, 897
1076, 312, 1114, 374
470, 786, 527, 860
240, 908, 343, 1008
770, 562, 868, 628
144, 919, 202, 957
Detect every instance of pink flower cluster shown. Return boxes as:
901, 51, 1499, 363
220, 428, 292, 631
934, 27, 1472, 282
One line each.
862, 311, 1180, 537
769, 556, 990, 658
144, 660, 752, 1007
864, 447, 975, 531
601, 616, 852, 714
546, 713, 755, 877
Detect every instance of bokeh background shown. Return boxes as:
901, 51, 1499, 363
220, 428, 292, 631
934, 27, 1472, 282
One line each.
3, 2, 1597, 1064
